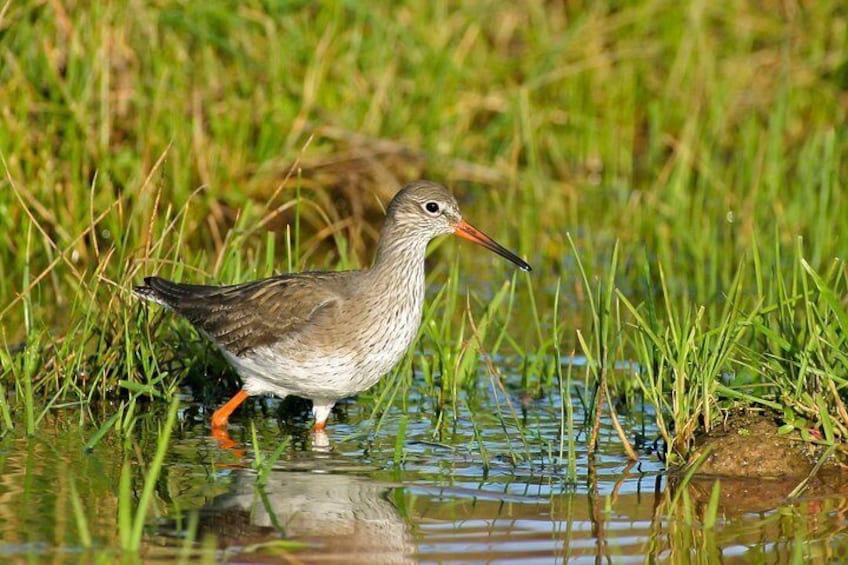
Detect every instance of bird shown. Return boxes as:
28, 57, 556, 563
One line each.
134, 180, 531, 433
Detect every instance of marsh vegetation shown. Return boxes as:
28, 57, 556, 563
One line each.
2, 1, 847, 562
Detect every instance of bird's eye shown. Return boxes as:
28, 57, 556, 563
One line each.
425, 202, 440, 215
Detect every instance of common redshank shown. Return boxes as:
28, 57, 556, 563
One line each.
135, 180, 531, 432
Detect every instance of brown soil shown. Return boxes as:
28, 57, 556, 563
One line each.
688, 411, 816, 479
676, 411, 848, 515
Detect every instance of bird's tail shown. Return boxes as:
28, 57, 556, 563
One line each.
133, 276, 190, 309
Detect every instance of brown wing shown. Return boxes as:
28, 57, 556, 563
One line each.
138, 273, 347, 355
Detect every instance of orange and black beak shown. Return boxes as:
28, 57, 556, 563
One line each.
454, 220, 532, 272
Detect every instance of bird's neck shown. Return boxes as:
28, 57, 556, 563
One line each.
368, 221, 428, 300
372, 219, 428, 271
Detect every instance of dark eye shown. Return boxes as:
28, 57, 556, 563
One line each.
425, 202, 440, 214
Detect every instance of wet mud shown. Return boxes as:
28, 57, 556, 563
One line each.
680, 411, 848, 515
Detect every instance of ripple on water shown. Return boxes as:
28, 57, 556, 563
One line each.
2, 366, 848, 562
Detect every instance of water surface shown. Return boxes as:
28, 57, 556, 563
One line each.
1, 372, 846, 563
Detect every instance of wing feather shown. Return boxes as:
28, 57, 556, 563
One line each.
136, 274, 347, 355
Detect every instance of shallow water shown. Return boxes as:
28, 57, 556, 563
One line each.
1, 376, 847, 563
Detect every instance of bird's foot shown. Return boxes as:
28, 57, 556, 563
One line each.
211, 426, 245, 458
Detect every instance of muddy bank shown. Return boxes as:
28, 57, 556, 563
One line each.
688, 411, 817, 479
676, 411, 848, 514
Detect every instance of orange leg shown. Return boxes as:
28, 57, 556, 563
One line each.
211, 389, 249, 429
313, 420, 326, 432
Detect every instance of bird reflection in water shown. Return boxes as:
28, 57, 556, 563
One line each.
196, 446, 415, 564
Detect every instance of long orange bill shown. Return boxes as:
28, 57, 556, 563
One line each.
454, 220, 532, 272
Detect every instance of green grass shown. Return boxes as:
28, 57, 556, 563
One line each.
1, 0, 847, 480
